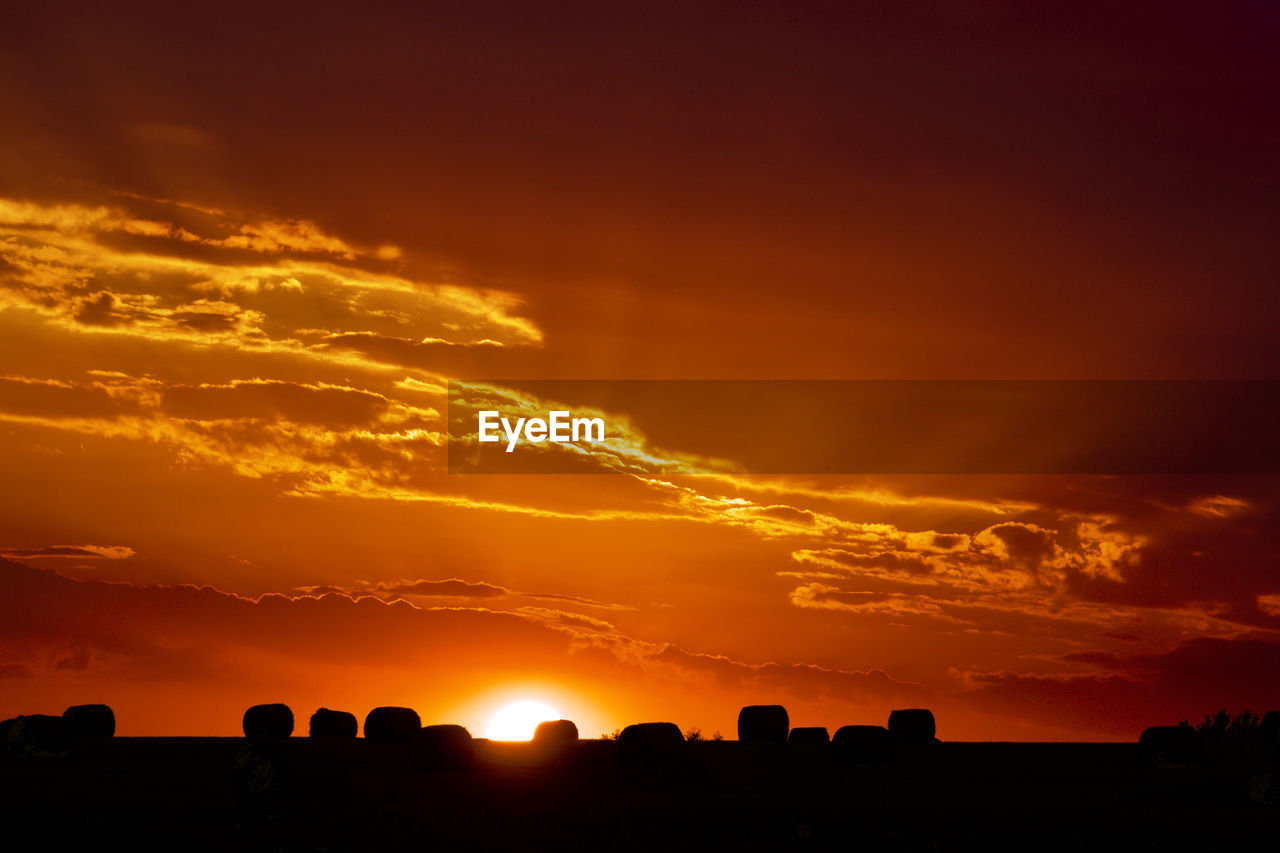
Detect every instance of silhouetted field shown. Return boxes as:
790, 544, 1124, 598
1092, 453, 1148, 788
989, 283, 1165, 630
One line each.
2, 737, 1277, 851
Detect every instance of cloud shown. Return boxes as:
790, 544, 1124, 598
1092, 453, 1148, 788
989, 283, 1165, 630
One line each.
973, 522, 1058, 573
297, 578, 637, 614
0, 662, 34, 679
1186, 495, 1250, 519
340, 578, 510, 599
319, 332, 507, 370
0, 558, 933, 734
1063, 492, 1280, 624
0, 372, 448, 499
789, 583, 949, 619
0, 557, 567, 682
0, 375, 141, 419
160, 379, 400, 426
2, 367, 1276, 675
640, 644, 927, 706
962, 636, 1280, 737
799, 549, 937, 576
0, 545, 134, 560
0, 194, 542, 371
1059, 650, 1126, 668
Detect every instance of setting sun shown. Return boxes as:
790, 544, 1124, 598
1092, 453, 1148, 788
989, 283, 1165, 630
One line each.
485, 701, 560, 741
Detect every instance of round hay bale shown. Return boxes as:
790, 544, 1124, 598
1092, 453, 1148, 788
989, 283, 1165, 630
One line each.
1139, 725, 1200, 766
412, 724, 474, 770
737, 705, 789, 744
309, 707, 358, 738
242, 703, 294, 738
887, 708, 936, 742
532, 719, 579, 764
364, 706, 421, 743
62, 704, 115, 738
6, 714, 69, 758
533, 718, 579, 747
617, 721, 685, 766
832, 725, 893, 765
788, 726, 830, 745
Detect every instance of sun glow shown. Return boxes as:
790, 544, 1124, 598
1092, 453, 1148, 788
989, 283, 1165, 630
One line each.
485, 700, 560, 741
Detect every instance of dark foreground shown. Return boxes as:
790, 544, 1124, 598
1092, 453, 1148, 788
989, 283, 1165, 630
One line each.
2, 738, 1277, 851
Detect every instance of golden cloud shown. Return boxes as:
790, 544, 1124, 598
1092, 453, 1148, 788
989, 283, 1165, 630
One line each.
0, 194, 542, 371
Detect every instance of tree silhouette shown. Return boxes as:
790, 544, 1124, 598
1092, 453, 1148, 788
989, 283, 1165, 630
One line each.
1179, 709, 1263, 743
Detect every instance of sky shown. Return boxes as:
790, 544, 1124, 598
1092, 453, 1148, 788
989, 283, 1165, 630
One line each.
1, 0, 1278, 740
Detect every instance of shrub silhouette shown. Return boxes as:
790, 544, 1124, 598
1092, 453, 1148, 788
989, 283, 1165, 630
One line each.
1182, 709, 1262, 743
5, 714, 69, 758
233, 743, 285, 807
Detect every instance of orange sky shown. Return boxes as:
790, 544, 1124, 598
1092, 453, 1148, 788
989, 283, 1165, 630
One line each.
1, 0, 1278, 741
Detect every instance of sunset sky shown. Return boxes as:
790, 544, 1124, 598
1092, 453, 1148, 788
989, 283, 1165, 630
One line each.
2, 1, 1278, 741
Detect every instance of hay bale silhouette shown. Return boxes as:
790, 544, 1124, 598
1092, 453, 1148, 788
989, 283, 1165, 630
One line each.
309, 707, 358, 738
62, 704, 115, 738
618, 722, 685, 766
833, 725, 893, 765
533, 718, 579, 747
738, 705, 789, 744
788, 726, 830, 744
887, 708, 936, 742
5, 714, 69, 758
413, 724, 474, 770
1262, 710, 1279, 742
242, 703, 294, 738
364, 706, 421, 743
1139, 725, 1200, 766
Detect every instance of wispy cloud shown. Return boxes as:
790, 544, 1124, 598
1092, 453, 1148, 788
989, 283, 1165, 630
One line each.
0, 194, 542, 371
0, 545, 134, 559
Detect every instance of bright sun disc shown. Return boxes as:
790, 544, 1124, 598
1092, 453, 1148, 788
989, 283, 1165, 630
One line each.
485, 700, 560, 741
